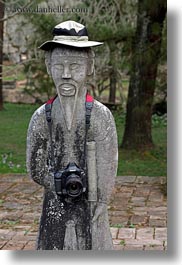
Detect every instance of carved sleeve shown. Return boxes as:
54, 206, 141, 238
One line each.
93, 102, 118, 203
26, 105, 50, 187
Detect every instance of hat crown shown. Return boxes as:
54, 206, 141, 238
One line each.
39, 20, 103, 50
53, 20, 88, 37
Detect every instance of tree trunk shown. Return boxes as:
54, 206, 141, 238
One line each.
108, 42, 117, 103
121, 0, 166, 150
0, 1, 5, 111
109, 67, 117, 103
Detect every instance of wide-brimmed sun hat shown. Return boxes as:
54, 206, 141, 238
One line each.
39, 20, 103, 50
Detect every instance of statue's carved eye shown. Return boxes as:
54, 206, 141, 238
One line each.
70, 64, 79, 70
54, 64, 64, 71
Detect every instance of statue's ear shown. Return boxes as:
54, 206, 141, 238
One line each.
45, 51, 52, 76
87, 58, 95, 76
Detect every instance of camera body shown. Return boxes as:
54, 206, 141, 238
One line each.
54, 162, 86, 198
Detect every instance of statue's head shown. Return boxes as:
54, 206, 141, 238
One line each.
44, 47, 95, 98
39, 20, 103, 99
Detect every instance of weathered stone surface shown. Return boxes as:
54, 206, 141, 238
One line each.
118, 228, 135, 239
131, 196, 146, 203
114, 192, 132, 199
119, 186, 134, 194
130, 200, 146, 207
3, 241, 27, 250
23, 241, 36, 250
0, 183, 14, 193
26, 42, 118, 250
113, 245, 124, 250
146, 201, 165, 207
109, 210, 129, 217
132, 210, 148, 216
155, 228, 167, 240
136, 228, 154, 240
136, 176, 163, 184
124, 244, 144, 250
148, 195, 164, 202
133, 187, 150, 197
110, 227, 119, 239
117, 176, 136, 183
130, 215, 147, 225
110, 216, 129, 225
144, 245, 164, 250
0, 241, 7, 249
149, 218, 166, 227
125, 239, 161, 246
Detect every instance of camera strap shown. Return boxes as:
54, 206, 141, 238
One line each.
45, 95, 58, 169
85, 93, 94, 134
83, 93, 94, 170
45, 93, 94, 169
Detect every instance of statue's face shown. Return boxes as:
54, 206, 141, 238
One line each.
50, 48, 89, 97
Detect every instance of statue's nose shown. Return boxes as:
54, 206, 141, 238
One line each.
62, 66, 71, 79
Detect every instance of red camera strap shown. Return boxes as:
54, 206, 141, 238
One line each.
45, 93, 93, 124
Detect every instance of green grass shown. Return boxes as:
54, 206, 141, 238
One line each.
0, 103, 167, 176
0, 103, 39, 173
113, 111, 167, 176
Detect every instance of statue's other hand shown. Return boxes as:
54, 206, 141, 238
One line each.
92, 202, 107, 223
43, 172, 55, 190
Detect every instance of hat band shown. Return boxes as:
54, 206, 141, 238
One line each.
53, 35, 89, 42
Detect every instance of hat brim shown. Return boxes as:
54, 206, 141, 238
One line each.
39, 40, 103, 50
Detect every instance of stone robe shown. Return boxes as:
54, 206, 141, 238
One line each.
26, 96, 118, 250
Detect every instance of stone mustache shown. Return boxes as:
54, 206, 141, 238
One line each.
26, 47, 118, 250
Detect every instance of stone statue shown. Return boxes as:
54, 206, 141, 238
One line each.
26, 21, 118, 250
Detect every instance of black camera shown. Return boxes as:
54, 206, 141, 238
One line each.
54, 162, 86, 198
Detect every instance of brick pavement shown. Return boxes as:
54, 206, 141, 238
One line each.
0, 174, 167, 250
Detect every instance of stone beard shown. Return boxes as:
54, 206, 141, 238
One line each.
26, 47, 118, 250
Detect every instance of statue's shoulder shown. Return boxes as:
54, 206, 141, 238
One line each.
29, 104, 47, 132
31, 104, 45, 121
93, 99, 114, 121
91, 100, 117, 142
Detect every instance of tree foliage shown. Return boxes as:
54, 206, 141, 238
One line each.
21, 0, 138, 103
22, 13, 57, 102
76, 0, 137, 103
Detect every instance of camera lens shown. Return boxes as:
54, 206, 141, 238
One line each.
65, 174, 83, 198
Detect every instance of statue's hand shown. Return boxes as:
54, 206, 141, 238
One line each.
92, 202, 107, 223
43, 172, 54, 190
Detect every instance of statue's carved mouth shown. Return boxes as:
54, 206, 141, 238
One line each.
59, 84, 76, 96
